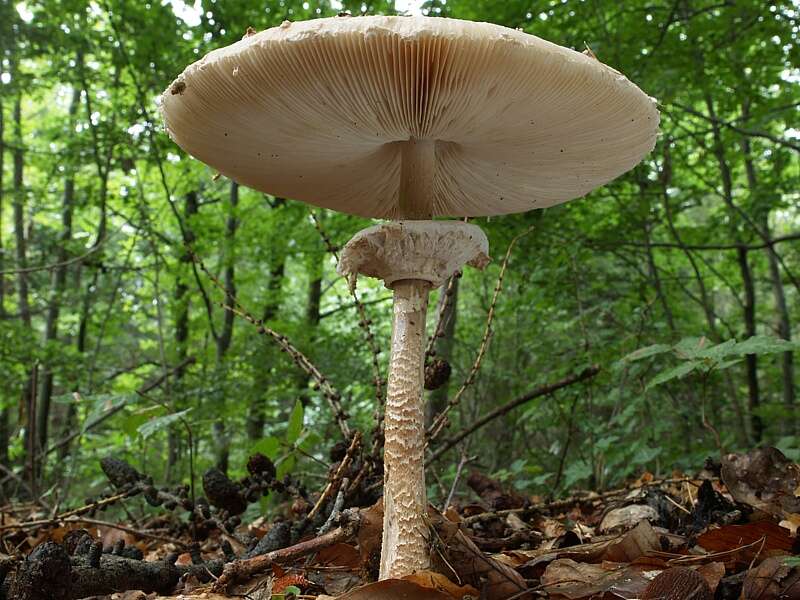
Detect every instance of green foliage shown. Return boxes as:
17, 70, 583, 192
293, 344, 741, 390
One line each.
0, 0, 798, 508
623, 336, 800, 389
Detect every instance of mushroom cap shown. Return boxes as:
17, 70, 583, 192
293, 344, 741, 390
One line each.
161, 16, 659, 219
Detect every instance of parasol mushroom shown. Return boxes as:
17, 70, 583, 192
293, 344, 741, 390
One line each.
160, 15, 658, 580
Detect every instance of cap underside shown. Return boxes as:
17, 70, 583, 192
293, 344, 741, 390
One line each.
161, 16, 659, 219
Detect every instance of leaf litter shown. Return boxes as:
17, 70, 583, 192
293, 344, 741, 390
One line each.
3, 446, 800, 599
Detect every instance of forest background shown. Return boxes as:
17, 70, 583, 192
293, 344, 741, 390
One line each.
0, 0, 798, 511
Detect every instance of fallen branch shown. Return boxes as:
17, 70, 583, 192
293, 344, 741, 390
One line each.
211, 508, 361, 592
428, 365, 601, 462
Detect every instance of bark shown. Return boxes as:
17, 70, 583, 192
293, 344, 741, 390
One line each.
168, 191, 198, 474
381, 280, 431, 580
12, 95, 30, 328
659, 145, 750, 445
213, 182, 238, 473
245, 257, 285, 440
425, 276, 459, 427
705, 93, 762, 442
741, 119, 795, 433
0, 94, 7, 474
13, 93, 36, 484
36, 86, 81, 457
0, 95, 5, 318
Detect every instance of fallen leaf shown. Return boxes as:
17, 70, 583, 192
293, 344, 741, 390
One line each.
697, 520, 794, 557
602, 520, 660, 563
721, 447, 800, 519
404, 571, 479, 598
741, 556, 800, 599
336, 579, 455, 599
599, 505, 659, 533
540, 558, 649, 599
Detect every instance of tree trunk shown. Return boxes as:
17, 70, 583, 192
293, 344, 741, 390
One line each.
0, 95, 5, 318
705, 93, 762, 442
0, 95, 6, 475
213, 181, 238, 473
36, 86, 80, 457
246, 256, 286, 440
425, 276, 459, 427
659, 144, 750, 445
168, 191, 198, 476
13, 93, 36, 484
740, 117, 795, 434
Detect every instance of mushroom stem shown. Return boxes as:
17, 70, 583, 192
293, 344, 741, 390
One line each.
399, 138, 435, 219
380, 278, 431, 579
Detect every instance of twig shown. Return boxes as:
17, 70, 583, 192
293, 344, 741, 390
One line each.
211, 509, 360, 592
219, 301, 350, 439
425, 273, 459, 359
427, 225, 535, 441
307, 431, 362, 521
429, 365, 600, 462
0, 515, 187, 548
443, 450, 475, 510
0, 240, 105, 275
310, 212, 384, 407
194, 254, 351, 439
461, 476, 714, 526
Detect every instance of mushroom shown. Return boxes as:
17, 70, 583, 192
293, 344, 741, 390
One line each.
160, 15, 658, 579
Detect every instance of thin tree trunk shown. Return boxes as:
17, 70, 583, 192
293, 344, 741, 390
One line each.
12, 95, 29, 328
741, 125, 795, 433
0, 95, 6, 318
705, 93, 762, 442
425, 276, 459, 427
168, 191, 198, 476
13, 93, 36, 482
36, 86, 80, 457
213, 182, 238, 473
0, 96, 7, 474
659, 145, 750, 445
246, 256, 286, 440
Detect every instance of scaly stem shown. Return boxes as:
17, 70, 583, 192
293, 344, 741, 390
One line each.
380, 279, 431, 579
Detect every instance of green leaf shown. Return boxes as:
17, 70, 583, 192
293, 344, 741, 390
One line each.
695, 339, 737, 361
646, 361, 700, 390
251, 436, 280, 460
82, 393, 138, 433
137, 408, 192, 439
286, 400, 304, 444
672, 337, 709, 359
277, 454, 295, 479
732, 335, 798, 356
623, 344, 672, 362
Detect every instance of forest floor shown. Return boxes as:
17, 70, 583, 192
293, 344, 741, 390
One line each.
2, 445, 799, 600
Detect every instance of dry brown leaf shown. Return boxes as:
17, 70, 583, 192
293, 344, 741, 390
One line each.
696, 561, 726, 593
599, 504, 659, 533
721, 447, 800, 519
741, 556, 800, 599
336, 579, 455, 599
602, 520, 660, 563
432, 513, 531, 599
314, 542, 361, 568
540, 558, 649, 600
697, 520, 794, 556
404, 571, 479, 598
